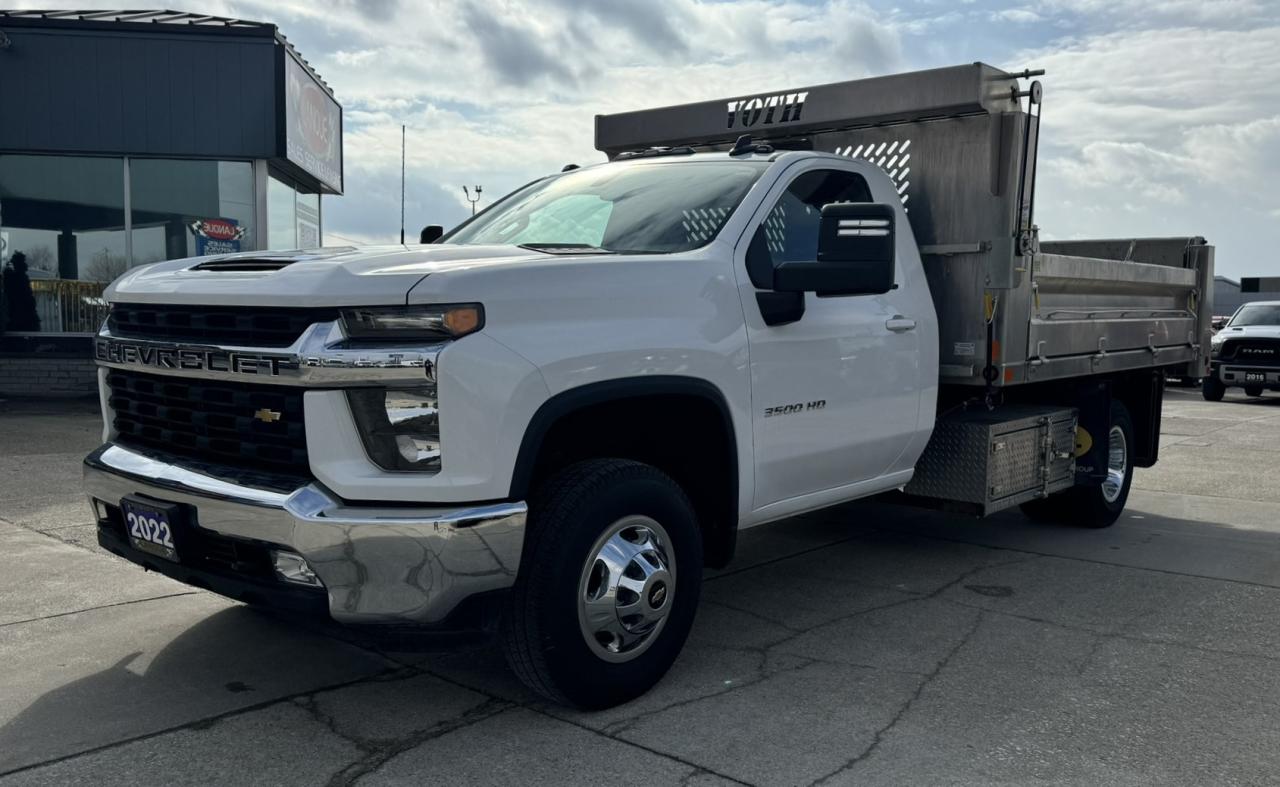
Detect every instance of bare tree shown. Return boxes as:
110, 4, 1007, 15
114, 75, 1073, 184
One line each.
23, 245, 56, 275
82, 249, 131, 283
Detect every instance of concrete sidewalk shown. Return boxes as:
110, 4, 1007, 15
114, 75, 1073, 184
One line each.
3, 388, 1280, 785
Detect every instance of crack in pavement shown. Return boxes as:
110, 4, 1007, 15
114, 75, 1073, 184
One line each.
705, 531, 879, 583
706, 643, 929, 680
705, 550, 1038, 641
413, 666, 758, 787
0, 591, 200, 629
1075, 632, 1107, 677
587, 557, 1040, 749
700, 598, 811, 634
310, 695, 514, 787
600, 651, 817, 738
808, 610, 987, 786
945, 597, 1280, 667
0, 666, 411, 780
872, 525, 1280, 592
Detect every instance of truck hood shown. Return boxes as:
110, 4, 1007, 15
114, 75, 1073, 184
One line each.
105, 245, 553, 307
1216, 325, 1280, 341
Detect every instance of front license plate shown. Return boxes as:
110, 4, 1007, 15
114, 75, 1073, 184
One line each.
1245, 372, 1266, 383
121, 496, 179, 562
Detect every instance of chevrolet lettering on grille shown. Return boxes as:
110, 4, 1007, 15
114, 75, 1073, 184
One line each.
95, 337, 298, 376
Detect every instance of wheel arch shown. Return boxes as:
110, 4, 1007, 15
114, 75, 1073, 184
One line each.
509, 376, 740, 568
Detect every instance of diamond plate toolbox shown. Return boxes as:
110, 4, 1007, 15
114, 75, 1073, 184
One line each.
905, 405, 1077, 515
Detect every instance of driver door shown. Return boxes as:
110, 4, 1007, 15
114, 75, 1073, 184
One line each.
738, 165, 926, 511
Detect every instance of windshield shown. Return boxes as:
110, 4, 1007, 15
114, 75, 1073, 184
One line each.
445, 160, 768, 254
1229, 304, 1280, 327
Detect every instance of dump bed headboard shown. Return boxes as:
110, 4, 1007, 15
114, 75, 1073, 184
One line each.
595, 63, 1042, 289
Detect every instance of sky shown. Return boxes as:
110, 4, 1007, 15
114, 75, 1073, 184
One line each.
17, 0, 1280, 279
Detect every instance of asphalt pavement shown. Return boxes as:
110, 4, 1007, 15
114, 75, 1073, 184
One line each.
2, 387, 1279, 786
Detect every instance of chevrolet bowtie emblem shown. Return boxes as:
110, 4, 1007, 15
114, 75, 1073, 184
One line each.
253, 408, 282, 423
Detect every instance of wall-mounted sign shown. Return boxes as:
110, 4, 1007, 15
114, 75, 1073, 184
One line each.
284, 54, 343, 193
190, 217, 244, 256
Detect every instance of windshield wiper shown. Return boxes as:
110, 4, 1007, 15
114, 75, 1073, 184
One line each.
518, 243, 614, 255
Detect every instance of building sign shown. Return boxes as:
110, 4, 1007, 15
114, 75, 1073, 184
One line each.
285, 54, 343, 193
190, 218, 244, 256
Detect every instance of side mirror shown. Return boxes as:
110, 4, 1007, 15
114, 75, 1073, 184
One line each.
1211, 317, 1226, 331
420, 225, 445, 244
773, 203, 895, 296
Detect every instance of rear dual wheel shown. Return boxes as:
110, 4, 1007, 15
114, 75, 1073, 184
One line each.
1020, 400, 1134, 529
501, 459, 702, 709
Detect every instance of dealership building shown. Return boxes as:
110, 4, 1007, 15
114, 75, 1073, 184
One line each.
0, 9, 343, 396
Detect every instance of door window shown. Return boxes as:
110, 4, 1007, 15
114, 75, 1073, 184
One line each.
746, 169, 871, 288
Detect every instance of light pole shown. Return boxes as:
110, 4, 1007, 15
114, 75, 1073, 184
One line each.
399, 124, 406, 244
463, 185, 482, 216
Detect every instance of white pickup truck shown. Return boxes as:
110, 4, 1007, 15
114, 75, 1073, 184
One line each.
84, 64, 1213, 708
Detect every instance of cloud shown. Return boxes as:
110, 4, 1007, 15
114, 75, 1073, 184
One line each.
1182, 115, 1280, 193
991, 8, 1042, 23
19, 0, 1271, 276
545, 0, 692, 55
460, 1, 578, 88
1046, 141, 1192, 204
1038, 0, 1276, 27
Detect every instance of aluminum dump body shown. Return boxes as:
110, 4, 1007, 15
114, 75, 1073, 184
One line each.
595, 64, 1213, 386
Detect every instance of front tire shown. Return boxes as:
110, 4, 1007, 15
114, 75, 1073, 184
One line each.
501, 459, 703, 709
1245, 385, 1264, 398
1203, 376, 1226, 401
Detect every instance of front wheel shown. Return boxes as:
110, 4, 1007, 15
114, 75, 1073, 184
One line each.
1020, 400, 1135, 529
1203, 376, 1226, 401
1245, 385, 1265, 398
501, 459, 703, 709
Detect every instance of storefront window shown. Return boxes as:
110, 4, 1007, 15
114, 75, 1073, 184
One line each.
267, 174, 323, 250
130, 159, 254, 264
1, 155, 320, 334
0, 154, 125, 332
296, 190, 321, 249
267, 174, 297, 250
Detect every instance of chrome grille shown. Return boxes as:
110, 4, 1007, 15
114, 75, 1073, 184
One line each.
108, 303, 338, 347
107, 370, 309, 475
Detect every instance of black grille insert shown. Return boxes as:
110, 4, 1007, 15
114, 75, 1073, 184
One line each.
108, 303, 339, 347
108, 370, 309, 475
1219, 339, 1280, 367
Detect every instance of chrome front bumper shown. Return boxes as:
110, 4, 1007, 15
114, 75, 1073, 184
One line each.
83, 443, 527, 624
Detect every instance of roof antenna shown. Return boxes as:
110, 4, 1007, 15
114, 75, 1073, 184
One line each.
728, 134, 755, 156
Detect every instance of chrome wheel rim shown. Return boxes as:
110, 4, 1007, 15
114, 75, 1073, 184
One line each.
1102, 424, 1127, 504
577, 515, 675, 664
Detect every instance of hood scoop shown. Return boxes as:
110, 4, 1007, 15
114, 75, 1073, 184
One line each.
190, 258, 299, 272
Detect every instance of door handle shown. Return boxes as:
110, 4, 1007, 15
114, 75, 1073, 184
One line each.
885, 316, 916, 332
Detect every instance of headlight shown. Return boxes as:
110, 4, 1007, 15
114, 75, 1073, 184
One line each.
347, 387, 441, 472
340, 304, 483, 342
1210, 336, 1225, 358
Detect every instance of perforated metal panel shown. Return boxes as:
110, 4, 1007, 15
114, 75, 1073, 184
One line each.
905, 405, 1077, 514
681, 206, 732, 245
834, 138, 912, 208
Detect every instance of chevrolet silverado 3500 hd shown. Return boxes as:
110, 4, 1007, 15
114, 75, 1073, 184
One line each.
84, 64, 1213, 708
